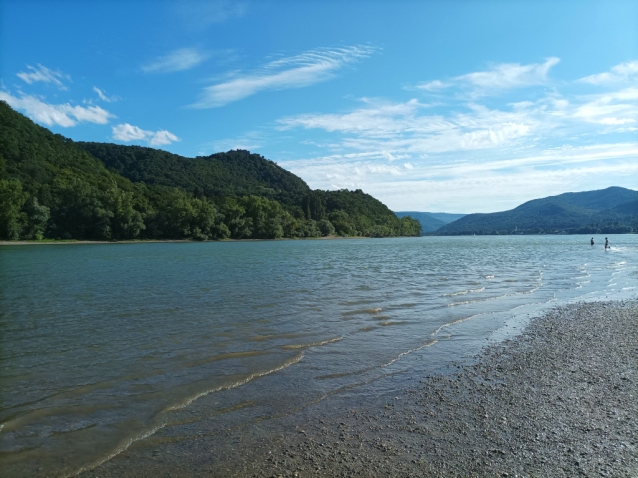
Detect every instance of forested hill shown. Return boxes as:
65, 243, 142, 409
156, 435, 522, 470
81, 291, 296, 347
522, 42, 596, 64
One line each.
0, 101, 420, 241
77, 142, 310, 207
434, 187, 638, 235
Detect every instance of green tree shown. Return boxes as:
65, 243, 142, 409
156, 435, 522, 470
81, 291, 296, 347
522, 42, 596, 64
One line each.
23, 196, 50, 240
0, 179, 27, 239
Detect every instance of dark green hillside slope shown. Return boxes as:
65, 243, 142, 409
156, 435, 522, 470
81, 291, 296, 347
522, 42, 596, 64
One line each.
77, 142, 310, 207
434, 187, 638, 235
0, 102, 420, 240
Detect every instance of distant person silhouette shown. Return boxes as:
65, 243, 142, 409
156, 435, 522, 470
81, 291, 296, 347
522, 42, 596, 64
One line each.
590, 237, 594, 246
605, 237, 609, 249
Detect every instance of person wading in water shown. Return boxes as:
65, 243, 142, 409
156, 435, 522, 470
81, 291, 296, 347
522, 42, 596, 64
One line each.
605, 237, 609, 249
591, 237, 595, 246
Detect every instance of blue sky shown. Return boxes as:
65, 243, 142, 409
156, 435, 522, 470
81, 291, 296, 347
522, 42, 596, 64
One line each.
2, 1, 637, 212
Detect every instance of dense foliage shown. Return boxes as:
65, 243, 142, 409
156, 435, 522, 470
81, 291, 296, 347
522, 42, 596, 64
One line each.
77, 142, 311, 207
0, 102, 420, 241
434, 187, 638, 235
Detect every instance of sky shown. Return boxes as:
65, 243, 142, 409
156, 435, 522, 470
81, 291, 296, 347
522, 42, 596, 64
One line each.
1, 0, 637, 213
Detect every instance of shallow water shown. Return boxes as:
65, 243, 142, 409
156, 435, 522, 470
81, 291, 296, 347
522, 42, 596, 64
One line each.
1, 235, 636, 476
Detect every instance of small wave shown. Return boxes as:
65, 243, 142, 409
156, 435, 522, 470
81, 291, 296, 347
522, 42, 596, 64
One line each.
445, 290, 468, 297
166, 352, 304, 415
379, 320, 409, 326
485, 275, 495, 279
69, 421, 168, 477
448, 294, 506, 307
381, 340, 438, 368
248, 333, 303, 342
445, 286, 485, 297
281, 336, 343, 349
342, 308, 382, 316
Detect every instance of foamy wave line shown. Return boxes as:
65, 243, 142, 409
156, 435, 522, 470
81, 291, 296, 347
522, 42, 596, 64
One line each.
69, 422, 167, 478
448, 294, 506, 307
432, 313, 482, 336
282, 336, 343, 349
447, 283, 543, 307
381, 340, 438, 368
444, 287, 485, 297
70, 353, 304, 477
166, 353, 304, 412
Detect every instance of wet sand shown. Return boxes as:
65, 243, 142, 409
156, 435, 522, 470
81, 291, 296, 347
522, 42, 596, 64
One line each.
85, 299, 637, 477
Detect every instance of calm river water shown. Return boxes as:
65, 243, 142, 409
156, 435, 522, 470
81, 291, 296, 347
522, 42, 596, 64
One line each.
1, 235, 637, 476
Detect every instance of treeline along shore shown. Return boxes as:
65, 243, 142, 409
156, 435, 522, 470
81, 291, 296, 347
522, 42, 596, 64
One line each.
0, 101, 421, 242
87, 299, 638, 477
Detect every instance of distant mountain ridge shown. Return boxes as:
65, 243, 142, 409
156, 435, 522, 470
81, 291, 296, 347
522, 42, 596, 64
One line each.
434, 187, 638, 235
395, 211, 466, 233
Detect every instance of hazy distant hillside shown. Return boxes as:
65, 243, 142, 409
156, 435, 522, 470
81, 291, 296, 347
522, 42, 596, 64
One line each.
434, 187, 638, 235
395, 211, 466, 233
427, 212, 466, 224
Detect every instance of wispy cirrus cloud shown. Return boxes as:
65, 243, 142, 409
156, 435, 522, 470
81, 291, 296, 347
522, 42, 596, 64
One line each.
456, 57, 560, 90
0, 91, 113, 127
278, 143, 638, 212
415, 80, 452, 91
578, 60, 638, 85
271, 57, 638, 211
142, 48, 207, 73
93, 86, 119, 102
278, 97, 534, 155
192, 45, 377, 108
16, 64, 70, 89
112, 123, 180, 146
407, 58, 560, 97
572, 87, 638, 125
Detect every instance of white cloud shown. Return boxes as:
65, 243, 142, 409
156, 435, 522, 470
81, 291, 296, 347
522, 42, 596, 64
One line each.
93, 86, 119, 102
415, 80, 451, 91
572, 87, 638, 124
150, 130, 180, 146
578, 60, 638, 85
142, 48, 207, 73
457, 57, 560, 90
279, 98, 534, 156
16, 64, 70, 89
278, 143, 638, 212
192, 45, 377, 108
270, 56, 638, 211
0, 91, 113, 127
112, 123, 180, 146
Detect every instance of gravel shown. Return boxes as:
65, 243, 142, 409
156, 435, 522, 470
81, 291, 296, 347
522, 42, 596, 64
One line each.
87, 299, 638, 477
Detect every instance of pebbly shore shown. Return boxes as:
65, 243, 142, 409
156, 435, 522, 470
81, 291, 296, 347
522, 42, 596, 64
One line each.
87, 300, 638, 477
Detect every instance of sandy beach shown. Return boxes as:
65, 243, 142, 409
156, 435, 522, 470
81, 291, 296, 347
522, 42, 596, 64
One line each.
83, 299, 638, 477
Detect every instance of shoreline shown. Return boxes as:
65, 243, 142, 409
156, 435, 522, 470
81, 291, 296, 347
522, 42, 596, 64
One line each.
85, 298, 638, 477
0, 235, 373, 246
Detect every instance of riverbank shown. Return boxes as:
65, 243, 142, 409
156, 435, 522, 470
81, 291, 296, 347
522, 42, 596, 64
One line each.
0, 235, 371, 246
85, 299, 638, 477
